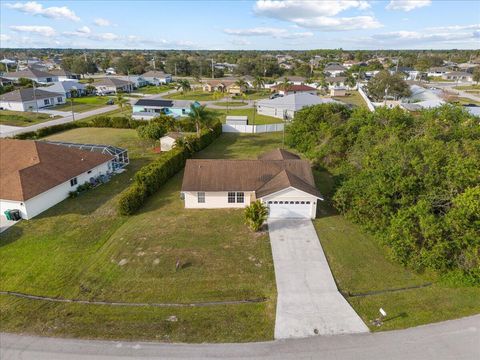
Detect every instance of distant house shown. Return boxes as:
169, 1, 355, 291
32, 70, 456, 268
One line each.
3, 67, 58, 84
0, 76, 14, 86
48, 69, 81, 82
0, 139, 114, 219
325, 76, 347, 89
324, 63, 347, 76
276, 76, 306, 86
142, 70, 173, 85
118, 75, 148, 88
400, 85, 445, 111
427, 67, 450, 77
390, 67, 420, 81
270, 84, 317, 96
43, 81, 86, 98
181, 148, 323, 219
93, 78, 134, 94
105, 67, 116, 75
0, 88, 66, 112
160, 132, 194, 151
201, 79, 246, 94
131, 99, 200, 119
442, 71, 473, 82
256, 93, 338, 119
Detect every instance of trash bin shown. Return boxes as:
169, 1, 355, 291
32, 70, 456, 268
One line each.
10, 210, 21, 221
4, 210, 12, 221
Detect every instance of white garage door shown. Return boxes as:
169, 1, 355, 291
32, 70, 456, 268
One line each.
266, 200, 312, 219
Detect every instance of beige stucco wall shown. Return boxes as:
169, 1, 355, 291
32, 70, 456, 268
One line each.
183, 191, 255, 209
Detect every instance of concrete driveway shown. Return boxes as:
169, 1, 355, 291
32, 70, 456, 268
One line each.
268, 219, 369, 339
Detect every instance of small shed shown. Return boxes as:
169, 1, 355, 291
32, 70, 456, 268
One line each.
226, 116, 248, 126
330, 87, 347, 97
160, 132, 193, 151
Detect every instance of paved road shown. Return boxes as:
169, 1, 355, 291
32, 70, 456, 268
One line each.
268, 219, 368, 338
1, 315, 479, 359
0, 105, 119, 138
429, 81, 480, 102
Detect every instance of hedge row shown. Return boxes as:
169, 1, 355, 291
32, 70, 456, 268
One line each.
118, 122, 222, 215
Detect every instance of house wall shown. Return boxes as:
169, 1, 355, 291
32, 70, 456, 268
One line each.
0, 95, 65, 112
1, 161, 111, 220
183, 191, 255, 209
260, 187, 318, 219
257, 105, 295, 119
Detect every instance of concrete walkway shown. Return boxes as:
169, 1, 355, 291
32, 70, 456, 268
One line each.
268, 219, 369, 339
1, 315, 478, 359
0, 105, 119, 138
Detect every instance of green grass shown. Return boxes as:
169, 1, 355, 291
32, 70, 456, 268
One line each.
0, 110, 60, 127
0, 131, 279, 342
447, 96, 480, 106
232, 90, 271, 100
211, 108, 282, 125
51, 96, 115, 113
333, 91, 368, 108
134, 85, 174, 94
165, 90, 226, 101
453, 84, 480, 91
312, 169, 480, 332
211, 101, 247, 107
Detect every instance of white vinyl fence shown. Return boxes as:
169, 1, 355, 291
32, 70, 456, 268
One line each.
222, 123, 284, 133
357, 86, 376, 112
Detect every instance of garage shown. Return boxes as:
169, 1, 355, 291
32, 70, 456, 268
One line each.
266, 200, 314, 219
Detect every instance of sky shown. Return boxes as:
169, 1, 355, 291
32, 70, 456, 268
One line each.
0, 0, 479, 50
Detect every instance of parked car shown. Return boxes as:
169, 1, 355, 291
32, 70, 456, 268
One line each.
270, 93, 283, 99
106, 99, 114, 105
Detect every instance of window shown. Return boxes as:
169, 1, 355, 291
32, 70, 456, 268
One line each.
236, 192, 244, 203
57, 97, 63, 103
44, 99, 50, 105
228, 192, 236, 203
70, 177, 78, 187
197, 192, 205, 203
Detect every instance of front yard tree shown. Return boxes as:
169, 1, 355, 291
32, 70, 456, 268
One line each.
473, 67, 480, 84
137, 122, 167, 147
366, 70, 411, 101
116, 93, 129, 109
253, 76, 265, 90
187, 104, 215, 136
244, 200, 268, 232
176, 79, 191, 94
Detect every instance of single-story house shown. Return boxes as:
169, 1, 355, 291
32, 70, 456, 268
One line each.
324, 63, 347, 76
48, 69, 81, 81
43, 81, 87, 98
142, 70, 172, 85
0, 76, 14, 86
390, 67, 420, 81
3, 67, 58, 84
275, 76, 306, 86
330, 87, 347, 97
0, 139, 114, 219
93, 78, 134, 94
118, 75, 149, 88
325, 76, 347, 89
132, 99, 200, 119
105, 67, 116, 75
160, 132, 194, 151
427, 67, 450, 77
270, 84, 317, 96
256, 93, 339, 120
202, 79, 247, 94
0, 88, 66, 112
442, 71, 473, 82
181, 148, 323, 219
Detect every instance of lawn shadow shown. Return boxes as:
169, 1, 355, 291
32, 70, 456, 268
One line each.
0, 226, 24, 247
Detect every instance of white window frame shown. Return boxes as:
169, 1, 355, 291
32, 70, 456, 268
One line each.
70, 177, 78, 187
197, 192, 205, 203
228, 192, 236, 203
236, 192, 244, 203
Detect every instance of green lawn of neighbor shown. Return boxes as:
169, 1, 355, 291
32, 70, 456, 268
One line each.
51, 96, 115, 113
211, 101, 247, 107
312, 169, 480, 332
232, 90, 271, 100
165, 90, 226, 101
211, 108, 282, 125
333, 91, 368, 108
0, 110, 59, 127
447, 96, 480, 106
453, 84, 480, 92
135, 85, 174, 94
0, 131, 280, 343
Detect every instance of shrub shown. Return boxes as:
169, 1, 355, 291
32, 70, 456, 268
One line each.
91, 116, 112, 127
244, 200, 268, 232
118, 184, 148, 216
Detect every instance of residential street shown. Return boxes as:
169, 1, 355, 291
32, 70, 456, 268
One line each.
1, 314, 478, 359
0, 105, 119, 138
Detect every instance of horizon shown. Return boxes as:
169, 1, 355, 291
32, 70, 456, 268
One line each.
1, 0, 479, 51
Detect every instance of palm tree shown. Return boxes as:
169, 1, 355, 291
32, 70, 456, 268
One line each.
279, 77, 292, 92
244, 200, 268, 232
116, 93, 129, 109
235, 79, 248, 94
187, 104, 214, 136
252, 76, 265, 91
176, 79, 191, 94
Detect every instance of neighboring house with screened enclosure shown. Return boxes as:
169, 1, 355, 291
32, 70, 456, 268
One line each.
181, 149, 323, 219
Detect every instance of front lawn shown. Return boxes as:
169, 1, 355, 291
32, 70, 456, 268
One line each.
212, 101, 247, 107
165, 90, 226, 101
0, 131, 279, 342
211, 108, 282, 125
135, 85, 174, 94
51, 96, 115, 113
447, 96, 480, 106
232, 90, 271, 100
0, 110, 60, 127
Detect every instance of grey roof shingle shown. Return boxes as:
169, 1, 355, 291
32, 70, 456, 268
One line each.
0, 88, 63, 102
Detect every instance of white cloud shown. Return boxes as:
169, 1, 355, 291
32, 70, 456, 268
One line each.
77, 26, 91, 34
0, 34, 12, 41
386, 0, 431, 12
63, 29, 119, 41
6, 1, 80, 21
94, 18, 111, 27
253, 0, 380, 30
224, 27, 313, 39
10, 25, 56, 37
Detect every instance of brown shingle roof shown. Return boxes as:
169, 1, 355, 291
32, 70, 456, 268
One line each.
258, 148, 300, 160
0, 139, 113, 201
181, 153, 322, 198
94, 77, 133, 87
